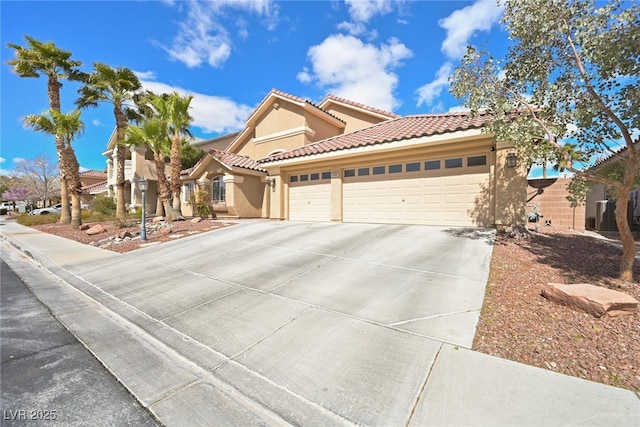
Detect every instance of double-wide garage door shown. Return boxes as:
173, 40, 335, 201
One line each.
343, 173, 488, 226
288, 159, 490, 226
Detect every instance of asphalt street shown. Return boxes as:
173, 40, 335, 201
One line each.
0, 260, 160, 427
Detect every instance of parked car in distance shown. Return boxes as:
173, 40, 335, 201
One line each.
30, 203, 62, 215
30, 202, 90, 215
1, 202, 14, 211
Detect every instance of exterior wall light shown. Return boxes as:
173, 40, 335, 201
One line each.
138, 178, 148, 241
506, 152, 517, 168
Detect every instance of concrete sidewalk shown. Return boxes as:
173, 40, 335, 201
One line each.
1, 218, 638, 426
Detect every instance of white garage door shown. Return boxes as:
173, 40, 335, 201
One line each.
288, 171, 331, 221
343, 156, 490, 226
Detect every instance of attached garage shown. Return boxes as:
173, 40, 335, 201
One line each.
261, 112, 527, 228
288, 171, 332, 221
342, 156, 490, 226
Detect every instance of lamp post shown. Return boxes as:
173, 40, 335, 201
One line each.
138, 178, 148, 241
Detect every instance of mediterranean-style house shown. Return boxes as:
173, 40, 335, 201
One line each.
103, 89, 528, 228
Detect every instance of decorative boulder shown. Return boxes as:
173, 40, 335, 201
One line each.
85, 224, 107, 236
542, 283, 639, 318
78, 224, 90, 231
190, 217, 202, 223
152, 216, 164, 223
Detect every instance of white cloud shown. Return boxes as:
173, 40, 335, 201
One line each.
439, 0, 504, 59
160, 0, 278, 68
416, 62, 454, 107
448, 105, 471, 113
0, 157, 5, 163
133, 70, 157, 80
12, 157, 26, 164
415, 0, 503, 109
344, 0, 394, 22
139, 79, 252, 134
298, 34, 412, 112
92, 119, 103, 127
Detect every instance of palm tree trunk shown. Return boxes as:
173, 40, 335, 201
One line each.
170, 135, 182, 214
63, 146, 82, 229
154, 154, 170, 218
49, 78, 71, 224
114, 107, 128, 219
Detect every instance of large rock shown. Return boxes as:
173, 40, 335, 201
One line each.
542, 283, 639, 318
190, 217, 202, 223
85, 224, 107, 236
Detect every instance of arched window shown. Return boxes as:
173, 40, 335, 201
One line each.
212, 176, 226, 204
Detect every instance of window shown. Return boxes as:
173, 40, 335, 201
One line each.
468, 155, 487, 166
445, 158, 463, 168
358, 167, 370, 176
322, 171, 331, 180
183, 182, 195, 202
290, 175, 298, 183
373, 166, 385, 175
344, 169, 356, 177
212, 176, 226, 204
310, 173, 320, 181
300, 174, 309, 182
425, 160, 440, 170
406, 162, 420, 172
389, 164, 402, 173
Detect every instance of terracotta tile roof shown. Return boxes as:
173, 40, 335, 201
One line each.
82, 180, 108, 194
259, 111, 494, 163
180, 167, 194, 176
79, 169, 107, 179
322, 94, 400, 119
209, 149, 266, 172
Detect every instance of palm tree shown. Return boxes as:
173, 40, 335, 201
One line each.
76, 63, 141, 219
23, 110, 85, 228
126, 118, 172, 217
7, 35, 83, 224
148, 93, 193, 215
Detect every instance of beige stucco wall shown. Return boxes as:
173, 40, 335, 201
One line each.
305, 113, 343, 143
323, 103, 390, 133
255, 102, 304, 139
493, 147, 527, 228
231, 174, 265, 218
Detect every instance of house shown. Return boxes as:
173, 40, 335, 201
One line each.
584, 145, 638, 230
79, 170, 108, 205
178, 89, 527, 228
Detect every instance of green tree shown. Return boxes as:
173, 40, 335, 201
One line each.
126, 117, 172, 217
7, 36, 83, 224
76, 63, 141, 219
181, 139, 204, 170
450, 0, 640, 281
143, 92, 194, 217
23, 110, 85, 228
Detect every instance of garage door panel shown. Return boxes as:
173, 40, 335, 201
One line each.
343, 167, 490, 226
289, 182, 331, 221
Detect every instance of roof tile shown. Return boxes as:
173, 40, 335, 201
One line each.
209, 149, 266, 172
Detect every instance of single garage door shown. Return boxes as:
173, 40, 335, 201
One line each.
288, 171, 331, 221
343, 156, 490, 226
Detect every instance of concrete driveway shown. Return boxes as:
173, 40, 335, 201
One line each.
56, 221, 494, 425
5, 219, 639, 426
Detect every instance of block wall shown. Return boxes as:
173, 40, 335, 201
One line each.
527, 178, 585, 232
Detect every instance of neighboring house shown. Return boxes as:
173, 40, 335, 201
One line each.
79, 169, 108, 205
179, 89, 527, 227
584, 145, 638, 230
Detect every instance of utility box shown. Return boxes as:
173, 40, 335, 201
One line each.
595, 200, 633, 231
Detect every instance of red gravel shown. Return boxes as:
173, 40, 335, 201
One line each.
474, 229, 640, 392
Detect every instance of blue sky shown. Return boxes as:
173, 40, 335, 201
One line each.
1, 0, 510, 175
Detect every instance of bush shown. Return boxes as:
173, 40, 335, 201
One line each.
190, 189, 213, 219
90, 196, 116, 216
16, 213, 60, 226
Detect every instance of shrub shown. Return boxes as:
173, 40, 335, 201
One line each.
16, 213, 60, 226
90, 196, 116, 216
190, 189, 213, 219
